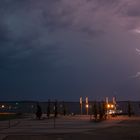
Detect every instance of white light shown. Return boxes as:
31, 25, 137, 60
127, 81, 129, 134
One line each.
107, 110, 115, 115
2, 105, 5, 108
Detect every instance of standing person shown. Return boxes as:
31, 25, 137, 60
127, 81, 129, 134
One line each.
36, 104, 42, 120
63, 101, 66, 116
93, 101, 98, 121
128, 101, 131, 117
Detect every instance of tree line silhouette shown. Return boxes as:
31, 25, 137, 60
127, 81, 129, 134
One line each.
36, 100, 133, 120
36, 100, 66, 120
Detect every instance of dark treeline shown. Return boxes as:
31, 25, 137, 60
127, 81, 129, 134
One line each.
0, 100, 136, 117
35, 100, 108, 121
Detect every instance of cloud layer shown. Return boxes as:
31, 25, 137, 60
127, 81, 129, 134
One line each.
1, 0, 140, 101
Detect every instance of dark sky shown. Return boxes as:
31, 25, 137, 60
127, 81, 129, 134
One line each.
1, 0, 140, 101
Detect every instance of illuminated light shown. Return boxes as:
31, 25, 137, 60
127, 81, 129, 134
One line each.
108, 110, 115, 115
107, 104, 114, 108
86, 104, 89, 108
111, 104, 114, 108
2, 105, 5, 108
107, 104, 110, 108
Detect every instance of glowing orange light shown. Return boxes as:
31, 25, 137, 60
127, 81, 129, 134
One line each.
111, 104, 114, 108
107, 104, 110, 108
107, 104, 114, 108
86, 104, 89, 108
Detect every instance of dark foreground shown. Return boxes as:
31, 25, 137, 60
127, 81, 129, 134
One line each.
2, 116, 140, 140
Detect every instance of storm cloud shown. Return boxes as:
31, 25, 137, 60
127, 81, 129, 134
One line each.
1, 0, 140, 101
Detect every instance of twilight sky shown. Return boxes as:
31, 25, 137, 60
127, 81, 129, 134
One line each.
1, 0, 140, 101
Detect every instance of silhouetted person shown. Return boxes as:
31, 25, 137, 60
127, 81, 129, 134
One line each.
63, 101, 66, 116
93, 101, 98, 121
47, 99, 51, 119
36, 104, 42, 120
98, 102, 103, 120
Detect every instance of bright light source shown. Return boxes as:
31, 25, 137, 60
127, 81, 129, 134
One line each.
86, 104, 89, 108
107, 104, 110, 108
2, 105, 5, 108
107, 104, 114, 108
111, 104, 114, 108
